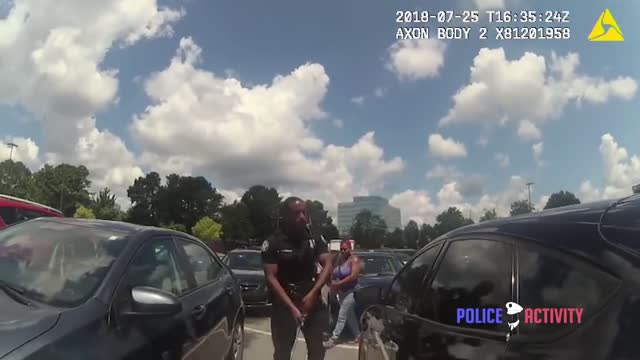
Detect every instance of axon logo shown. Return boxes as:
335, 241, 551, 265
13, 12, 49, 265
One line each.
457, 302, 584, 340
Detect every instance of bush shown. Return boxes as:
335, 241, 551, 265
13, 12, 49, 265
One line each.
192, 217, 223, 242
74, 206, 96, 219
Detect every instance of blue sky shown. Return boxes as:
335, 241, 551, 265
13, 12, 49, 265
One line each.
1, 0, 639, 224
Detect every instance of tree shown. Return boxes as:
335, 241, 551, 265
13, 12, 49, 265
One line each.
419, 223, 434, 247
92, 187, 123, 221
74, 205, 96, 219
0, 160, 34, 199
241, 185, 282, 240
479, 208, 498, 222
127, 172, 162, 226
544, 191, 581, 210
433, 207, 474, 238
192, 217, 223, 243
404, 220, 419, 249
155, 174, 224, 232
220, 201, 254, 243
384, 228, 405, 248
32, 164, 92, 216
510, 200, 534, 216
350, 210, 387, 249
305, 200, 340, 240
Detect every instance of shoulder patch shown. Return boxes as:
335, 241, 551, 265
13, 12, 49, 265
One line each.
261, 240, 270, 252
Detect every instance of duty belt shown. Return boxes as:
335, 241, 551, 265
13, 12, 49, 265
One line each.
282, 279, 315, 303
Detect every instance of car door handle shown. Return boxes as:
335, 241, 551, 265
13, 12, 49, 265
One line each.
192, 305, 207, 319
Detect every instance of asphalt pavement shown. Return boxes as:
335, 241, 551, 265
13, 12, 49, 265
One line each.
243, 311, 358, 360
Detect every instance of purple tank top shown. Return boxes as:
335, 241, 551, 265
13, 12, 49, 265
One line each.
333, 260, 357, 293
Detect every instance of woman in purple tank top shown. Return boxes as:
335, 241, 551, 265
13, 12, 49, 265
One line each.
324, 239, 362, 348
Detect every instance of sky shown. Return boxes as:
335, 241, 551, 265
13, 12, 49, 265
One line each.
1, 0, 639, 226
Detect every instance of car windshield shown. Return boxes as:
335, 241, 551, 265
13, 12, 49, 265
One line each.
358, 255, 400, 275
225, 252, 262, 271
0, 220, 128, 307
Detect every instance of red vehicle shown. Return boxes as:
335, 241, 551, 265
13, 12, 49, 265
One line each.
0, 194, 64, 229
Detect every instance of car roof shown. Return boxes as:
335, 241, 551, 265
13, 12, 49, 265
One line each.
29, 217, 182, 238
436, 195, 640, 260
229, 249, 261, 253
0, 194, 64, 216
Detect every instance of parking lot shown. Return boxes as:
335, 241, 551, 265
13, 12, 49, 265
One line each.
243, 311, 357, 360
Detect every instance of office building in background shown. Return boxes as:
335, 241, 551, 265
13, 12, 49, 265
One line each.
337, 196, 401, 235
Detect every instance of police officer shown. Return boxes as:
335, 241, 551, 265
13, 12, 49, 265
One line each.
262, 196, 333, 360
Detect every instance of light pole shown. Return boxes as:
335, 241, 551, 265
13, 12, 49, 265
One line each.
526, 182, 534, 211
6, 142, 18, 161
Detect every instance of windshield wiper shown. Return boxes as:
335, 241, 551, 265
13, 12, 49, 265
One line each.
0, 280, 33, 307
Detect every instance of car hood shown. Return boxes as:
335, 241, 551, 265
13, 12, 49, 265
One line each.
231, 269, 265, 283
0, 291, 60, 358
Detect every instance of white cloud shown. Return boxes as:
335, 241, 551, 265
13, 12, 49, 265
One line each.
579, 181, 602, 203
439, 49, 637, 138
374, 87, 386, 98
428, 133, 467, 159
495, 153, 510, 167
387, 39, 447, 81
0, 137, 41, 168
351, 96, 365, 105
517, 120, 542, 141
0, 0, 183, 206
532, 142, 544, 166
131, 38, 405, 212
426, 164, 461, 180
392, 175, 539, 225
438, 182, 464, 204
332, 118, 344, 129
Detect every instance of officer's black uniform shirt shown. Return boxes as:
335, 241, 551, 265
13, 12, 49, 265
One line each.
261, 231, 328, 284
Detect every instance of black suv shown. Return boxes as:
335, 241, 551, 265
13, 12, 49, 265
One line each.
357, 195, 640, 360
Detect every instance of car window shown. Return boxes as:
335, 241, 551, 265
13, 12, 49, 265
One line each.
424, 239, 512, 332
0, 220, 128, 307
224, 252, 263, 271
360, 255, 397, 275
386, 244, 442, 313
176, 239, 223, 288
518, 246, 619, 335
0, 207, 17, 225
16, 208, 52, 221
127, 238, 190, 296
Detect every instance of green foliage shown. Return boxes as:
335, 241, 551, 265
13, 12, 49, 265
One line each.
241, 185, 282, 240
305, 200, 340, 240
0, 160, 34, 199
432, 207, 474, 238
92, 187, 123, 220
350, 210, 387, 249
74, 205, 96, 219
192, 217, 223, 242
32, 164, 92, 216
404, 220, 419, 249
479, 208, 498, 222
418, 223, 434, 248
220, 201, 254, 242
510, 200, 534, 216
384, 228, 405, 248
161, 223, 188, 233
544, 191, 581, 210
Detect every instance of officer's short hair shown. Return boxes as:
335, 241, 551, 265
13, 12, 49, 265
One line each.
279, 196, 305, 219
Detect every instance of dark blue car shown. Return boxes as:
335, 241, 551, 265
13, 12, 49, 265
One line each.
0, 218, 245, 360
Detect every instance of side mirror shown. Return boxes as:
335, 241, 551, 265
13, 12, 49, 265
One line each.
354, 286, 382, 308
122, 286, 182, 317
